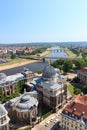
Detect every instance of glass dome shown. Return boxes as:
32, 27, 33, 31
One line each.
42, 65, 57, 79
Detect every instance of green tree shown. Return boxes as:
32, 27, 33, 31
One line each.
74, 59, 86, 69
15, 79, 26, 93
74, 87, 82, 95
3, 93, 20, 102
30, 47, 47, 55
72, 77, 80, 83
52, 59, 64, 70
63, 60, 73, 72
37, 70, 42, 74
11, 54, 16, 59
83, 85, 87, 94
57, 59, 65, 65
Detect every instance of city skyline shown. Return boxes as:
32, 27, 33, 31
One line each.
0, 0, 87, 44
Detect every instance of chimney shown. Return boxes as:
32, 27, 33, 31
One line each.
73, 108, 76, 111
82, 111, 85, 115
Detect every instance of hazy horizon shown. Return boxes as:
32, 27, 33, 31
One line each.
1, 41, 87, 46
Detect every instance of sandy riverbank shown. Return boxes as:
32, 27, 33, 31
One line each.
0, 50, 51, 71
0, 60, 38, 71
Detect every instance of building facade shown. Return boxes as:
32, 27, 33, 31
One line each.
77, 67, 87, 84
60, 94, 87, 130
0, 69, 37, 97
6, 91, 38, 125
0, 105, 10, 130
36, 64, 67, 112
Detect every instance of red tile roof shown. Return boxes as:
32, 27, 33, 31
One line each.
80, 68, 87, 72
63, 94, 87, 120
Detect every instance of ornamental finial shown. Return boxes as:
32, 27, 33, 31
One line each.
48, 59, 51, 65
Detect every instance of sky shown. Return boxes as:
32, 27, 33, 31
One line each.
0, 0, 87, 44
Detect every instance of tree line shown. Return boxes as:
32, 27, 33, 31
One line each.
52, 58, 87, 73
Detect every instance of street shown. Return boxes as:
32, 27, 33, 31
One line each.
31, 110, 64, 130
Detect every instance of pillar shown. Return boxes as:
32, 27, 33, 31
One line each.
29, 111, 32, 125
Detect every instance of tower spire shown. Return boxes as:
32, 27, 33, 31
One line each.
48, 59, 51, 65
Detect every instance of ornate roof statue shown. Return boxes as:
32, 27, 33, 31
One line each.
0, 73, 6, 80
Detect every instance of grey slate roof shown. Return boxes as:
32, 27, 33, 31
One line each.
0, 73, 6, 80
7, 91, 38, 111
0, 104, 7, 117
0, 73, 24, 85
17, 94, 38, 110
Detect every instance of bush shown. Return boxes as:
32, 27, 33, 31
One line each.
15, 79, 26, 93
37, 70, 42, 74
11, 54, 16, 59
41, 104, 53, 119
42, 110, 53, 119
67, 84, 83, 96
2, 92, 20, 103
74, 88, 82, 95
83, 85, 87, 94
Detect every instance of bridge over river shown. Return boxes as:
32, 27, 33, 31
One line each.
19, 46, 82, 61
19, 55, 81, 61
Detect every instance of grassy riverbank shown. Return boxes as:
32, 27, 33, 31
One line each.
39, 49, 51, 57
0, 58, 30, 66
63, 48, 77, 58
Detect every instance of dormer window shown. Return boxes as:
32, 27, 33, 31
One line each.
73, 108, 76, 111
72, 114, 74, 117
75, 116, 78, 120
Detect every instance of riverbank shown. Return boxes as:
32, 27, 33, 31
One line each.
40, 49, 51, 57
0, 59, 38, 71
63, 48, 77, 58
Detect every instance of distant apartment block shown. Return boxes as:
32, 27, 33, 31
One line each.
60, 94, 87, 130
77, 67, 87, 84
81, 48, 87, 53
23, 47, 35, 53
16, 47, 35, 55
0, 48, 7, 54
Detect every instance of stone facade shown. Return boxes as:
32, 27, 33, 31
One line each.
6, 91, 38, 125
0, 69, 37, 97
77, 67, 87, 84
60, 94, 87, 130
2, 82, 16, 97
36, 64, 67, 112
0, 105, 10, 130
